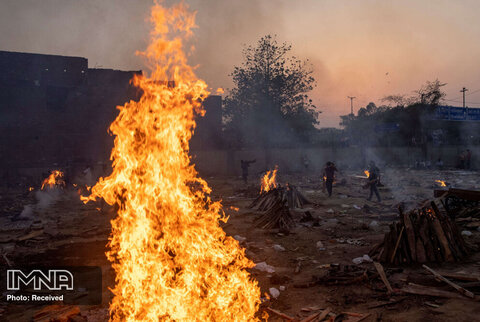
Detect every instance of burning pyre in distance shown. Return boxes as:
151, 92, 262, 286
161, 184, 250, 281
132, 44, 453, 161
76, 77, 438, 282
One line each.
260, 166, 278, 193
81, 2, 260, 321
41, 170, 65, 190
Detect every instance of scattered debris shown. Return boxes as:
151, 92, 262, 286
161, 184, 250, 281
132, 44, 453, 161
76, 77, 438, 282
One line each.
352, 255, 372, 265
316, 241, 326, 251
254, 261, 275, 273
269, 287, 280, 299
272, 244, 286, 252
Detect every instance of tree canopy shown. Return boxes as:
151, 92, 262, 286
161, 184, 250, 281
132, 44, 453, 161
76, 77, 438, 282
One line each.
223, 35, 319, 148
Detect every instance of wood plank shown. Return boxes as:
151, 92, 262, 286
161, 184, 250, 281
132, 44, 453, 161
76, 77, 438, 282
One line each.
390, 226, 404, 263
373, 261, 394, 294
423, 265, 475, 299
403, 212, 417, 261
401, 283, 476, 300
430, 218, 454, 261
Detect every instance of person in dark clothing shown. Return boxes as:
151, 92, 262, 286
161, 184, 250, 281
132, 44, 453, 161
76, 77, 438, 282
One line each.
466, 149, 472, 170
366, 161, 381, 202
240, 159, 256, 183
322, 161, 338, 197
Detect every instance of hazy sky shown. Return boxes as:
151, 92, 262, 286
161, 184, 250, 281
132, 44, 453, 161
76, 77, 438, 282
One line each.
1, 0, 480, 127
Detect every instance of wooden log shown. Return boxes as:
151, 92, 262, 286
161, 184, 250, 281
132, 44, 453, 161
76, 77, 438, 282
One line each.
373, 261, 394, 294
423, 265, 475, 299
430, 218, 454, 262
431, 202, 462, 260
417, 215, 436, 262
379, 229, 391, 263
415, 238, 427, 263
401, 283, 476, 300
265, 308, 295, 321
403, 211, 417, 261
438, 272, 480, 282
300, 308, 331, 322
390, 226, 404, 264
427, 220, 444, 262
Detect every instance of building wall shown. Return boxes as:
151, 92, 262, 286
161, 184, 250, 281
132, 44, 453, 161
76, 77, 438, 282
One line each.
192, 146, 479, 176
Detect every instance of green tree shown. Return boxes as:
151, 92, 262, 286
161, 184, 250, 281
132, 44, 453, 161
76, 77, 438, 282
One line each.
223, 35, 319, 147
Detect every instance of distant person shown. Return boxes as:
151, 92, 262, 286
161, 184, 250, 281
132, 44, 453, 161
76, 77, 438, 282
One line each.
322, 161, 338, 197
426, 160, 432, 169
366, 161, 381, 202
466, 149, 472, 170
436, 158, 444, 170
302, 155, 310, 170
458, 151, 466, 169
240, 159, 256, 184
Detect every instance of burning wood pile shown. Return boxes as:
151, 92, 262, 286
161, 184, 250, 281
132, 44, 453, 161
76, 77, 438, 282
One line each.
250, 184, 312, 211
369, 198, 470, 264
249, 185, 296, 230
435, 188, 480, 230
247, 169, 312, 230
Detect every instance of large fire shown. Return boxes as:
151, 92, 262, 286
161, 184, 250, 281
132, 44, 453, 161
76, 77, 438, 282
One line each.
41, 170, 65, 190
82, 2, 260, 321
260, 167, 278, 193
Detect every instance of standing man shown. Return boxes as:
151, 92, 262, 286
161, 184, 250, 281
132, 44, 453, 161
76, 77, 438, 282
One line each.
366, 161, 381, 202
240, 159, 256, 184
322, 161, 338, 197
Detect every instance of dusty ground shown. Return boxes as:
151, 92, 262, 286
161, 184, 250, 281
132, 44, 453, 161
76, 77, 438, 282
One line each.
1, 168, 479, 321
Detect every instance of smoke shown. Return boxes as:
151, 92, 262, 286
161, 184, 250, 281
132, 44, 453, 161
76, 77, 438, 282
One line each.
19, 204, 34, 219
18, 187, 63, 219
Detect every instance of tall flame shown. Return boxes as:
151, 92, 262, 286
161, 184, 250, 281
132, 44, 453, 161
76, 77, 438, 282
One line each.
41, 170, 65, 190
260, 167, 278, 193
82, 2, 260, 320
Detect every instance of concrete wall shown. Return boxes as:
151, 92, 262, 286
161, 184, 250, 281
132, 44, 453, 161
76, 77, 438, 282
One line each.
192, 146, 480, 176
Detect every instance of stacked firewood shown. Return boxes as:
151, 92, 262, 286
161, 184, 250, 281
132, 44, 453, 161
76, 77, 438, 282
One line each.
370, 199, 470, 264
249, 184, 311, 210
254, 199, 295, 230
248, 184, 309, 230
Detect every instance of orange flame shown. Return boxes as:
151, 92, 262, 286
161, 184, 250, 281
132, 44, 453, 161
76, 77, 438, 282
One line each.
260, 167, 278, 193
216, 87, 224, 94
364, 170, 370, 177
81, 2, 259, 320
41, 170, 65, 190
436, 180, 447, 187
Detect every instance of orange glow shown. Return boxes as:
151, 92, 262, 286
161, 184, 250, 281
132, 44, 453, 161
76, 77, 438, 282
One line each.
260, 166, 278, 193
28, 187, 34, 191
364, 170, 370, 178
81, 2, 260, 321
216, 87, 224, 94
436, 180, 447, 187
41, 170, 65, 190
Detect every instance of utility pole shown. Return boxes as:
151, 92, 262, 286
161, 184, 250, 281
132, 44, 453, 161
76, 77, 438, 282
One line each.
347, 96, 356, 115
460, 87, 468, 108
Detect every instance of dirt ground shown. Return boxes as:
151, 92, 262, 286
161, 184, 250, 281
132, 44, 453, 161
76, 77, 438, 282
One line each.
1, 168, 479, 321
